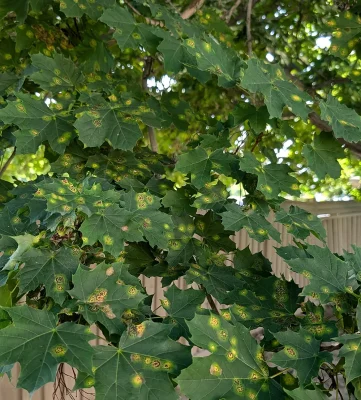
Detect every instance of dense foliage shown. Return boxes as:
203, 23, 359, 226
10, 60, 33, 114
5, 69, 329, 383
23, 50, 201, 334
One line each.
1, 0, 361, 399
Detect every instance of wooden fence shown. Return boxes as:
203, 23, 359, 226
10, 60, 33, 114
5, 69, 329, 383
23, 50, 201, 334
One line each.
1, 200, 361, 399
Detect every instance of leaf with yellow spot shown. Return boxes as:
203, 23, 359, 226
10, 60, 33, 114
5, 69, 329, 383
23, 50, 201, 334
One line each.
275, 205, 326, 241
69, 262, 146, 335
320, 95, 361, 143
280, 245, 358, 302
36, 177, 120, 218
0, 306, 94, 393
242, 59, 312, 120
327, 12, 361, 59
30, 53, 84, 92
271, 328, 332, 386
177, 314, 284, 399
60, 0, 115, 19
221, 203, 281, 243
93, 320, 191, 400
0, 93, 74, 154
18, 246, 80, 305
239, 153, 299, 199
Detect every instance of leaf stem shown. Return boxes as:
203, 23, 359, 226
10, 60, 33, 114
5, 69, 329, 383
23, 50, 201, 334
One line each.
0, 147, 16, 179
269, 368, 290, 379
200, 285, 220, 315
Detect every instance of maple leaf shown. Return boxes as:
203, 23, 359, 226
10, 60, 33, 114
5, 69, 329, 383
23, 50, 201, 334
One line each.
275, 205, 326, 241
302, 132, 345, 179
320, 95, 361, 143
93, 321, 191, 400
74, 93, 142, 150
221, 203, 281, 243
239, 153, 299, 199
30, 53, 84, 92
271, 328, 332, 386
18, 246, 80, 305
177, 314, 284, 400
0, 93, 74, 154
60, 0, 115, 19
0, 306, 94, 393
281, 245, 358, 301
242, 59, 312, 120
68, 262, 146, 335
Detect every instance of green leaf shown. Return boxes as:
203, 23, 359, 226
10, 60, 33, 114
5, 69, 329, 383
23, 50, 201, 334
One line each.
275, 205, 326, 241
60, 0, 115, 19
228, 277, 301, 338
0, 93, 74, 154
0, 235, 17, 269
18, 246, 80, 305
192, 181, 229, 212
30, 53, 84, 92
162, 188, 196, 216
271, 328, 332, 385
242, 59, 312, 120
328, 12, 361, 59
281, 245, 358, 301
344, 245, 361, 281
231, 103, 269, 134
68, 262, 146, 335
0, 306, 94, 393
302, 132, 345, 179
177, 314, 283, 400
100, 6, 161, 53
300, 302, 337, 340
221, 203, 281, 243
93, 321, 191, 400
162, 285, 205, 320
37, 177, 120, 218
284, 386, 329, 400
239, 153, 299, 199
158, 37, 188, 73
74, 94, 142, 150
0, 72, 19, 95
320, 95, 361, 143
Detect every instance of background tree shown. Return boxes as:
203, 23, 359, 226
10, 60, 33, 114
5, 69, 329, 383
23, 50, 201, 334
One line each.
1, 0, 361, 399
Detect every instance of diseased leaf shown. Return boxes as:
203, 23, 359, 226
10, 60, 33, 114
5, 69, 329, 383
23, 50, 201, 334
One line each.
320, 95, 361, 143
18, 246, 80, 305
275, 205, 326, 241
177, 314, 284, 400
271, 328, 332, 386
0, 93, 74, 154
239, 153, 299, 199
221, 203, 281, 243
93, 321, 191, 400
0, 306, 94, 393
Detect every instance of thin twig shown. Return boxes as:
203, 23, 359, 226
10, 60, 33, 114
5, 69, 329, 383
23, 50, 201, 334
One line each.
142, 57, 158, 153
0, 147, 16, 179
226, 0, 243, 23
181, 0, 205, 19
200, 285, 220, 315
250, 132, 263, 152
246, 0, 254, 57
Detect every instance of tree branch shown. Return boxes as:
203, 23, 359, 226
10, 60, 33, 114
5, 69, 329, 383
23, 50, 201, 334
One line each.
226, 0, 243, 23
142, 57, 158, 153
246, 0, 254, 57
181, 0, 205, 19
0, 147, 16, 180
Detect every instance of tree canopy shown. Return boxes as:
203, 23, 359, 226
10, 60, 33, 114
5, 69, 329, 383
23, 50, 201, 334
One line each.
1, 0, 361, 399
